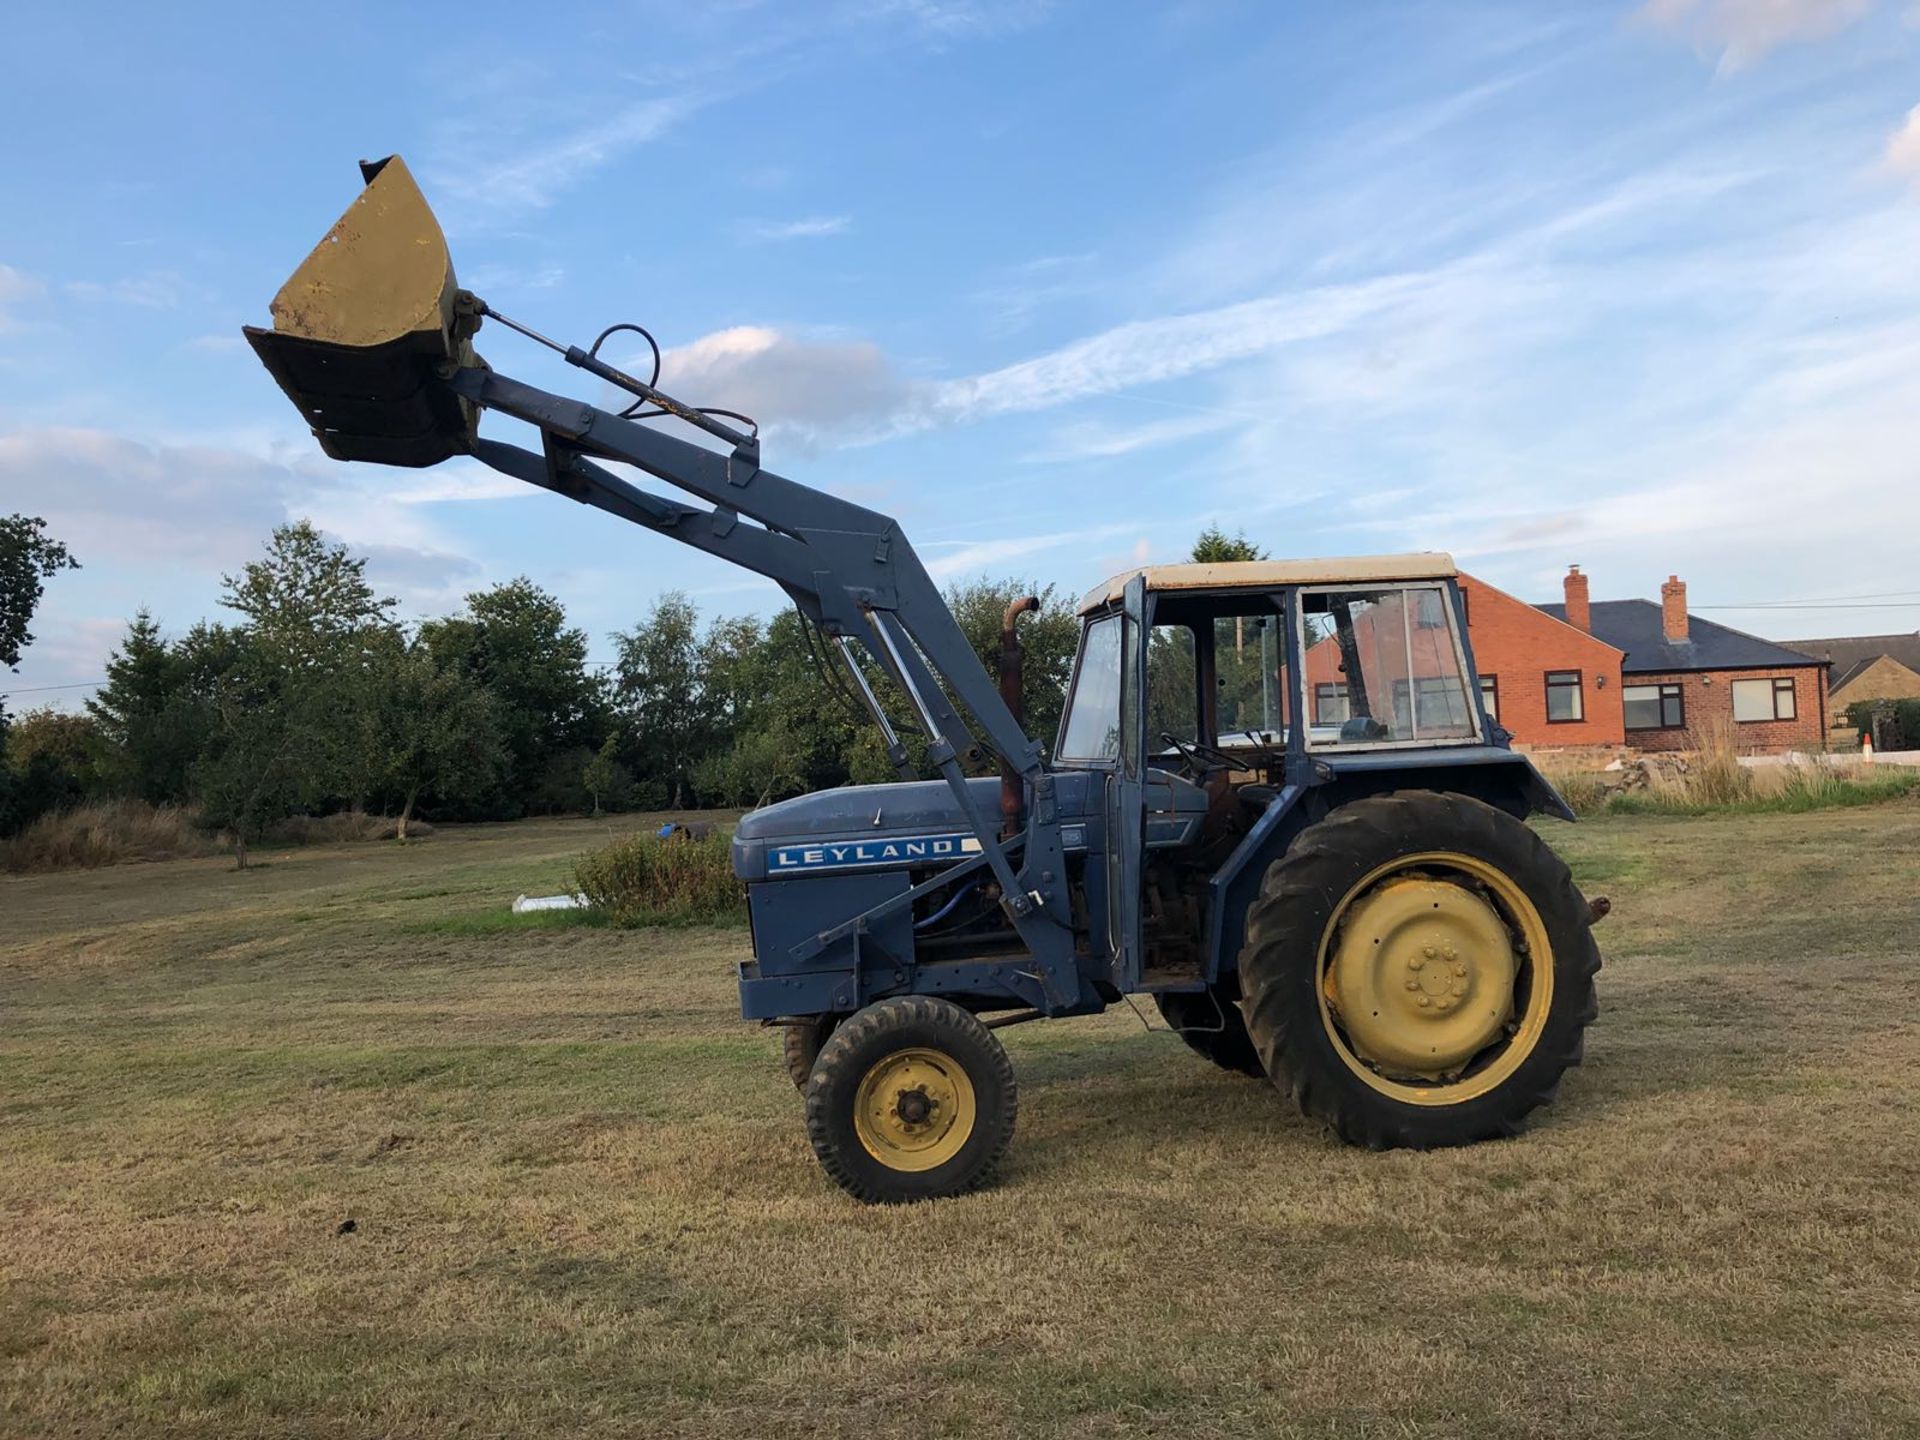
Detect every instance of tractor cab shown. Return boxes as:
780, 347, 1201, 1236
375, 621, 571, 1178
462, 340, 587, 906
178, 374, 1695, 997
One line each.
1054, 554, 1554, 1010
1058, 553, 1487, 787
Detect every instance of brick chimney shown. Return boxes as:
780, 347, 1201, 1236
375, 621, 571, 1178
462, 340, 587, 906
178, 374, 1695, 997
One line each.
1660, 574, 1689, 644
1563, 564, 1591, 634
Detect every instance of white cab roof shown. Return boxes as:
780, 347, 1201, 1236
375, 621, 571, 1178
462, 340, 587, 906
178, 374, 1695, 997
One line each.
1078, 553, 1458, 614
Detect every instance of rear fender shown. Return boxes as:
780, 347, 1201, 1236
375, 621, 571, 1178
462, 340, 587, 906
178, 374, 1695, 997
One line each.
1203, 751, 1573, 983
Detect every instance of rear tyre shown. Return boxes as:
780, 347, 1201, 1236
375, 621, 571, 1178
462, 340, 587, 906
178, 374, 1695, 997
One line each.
1238, 791, 1600, 1150
782, 1015, 840, 1090
1155, 986, 1265, 1077
804, 997, 1017, 1204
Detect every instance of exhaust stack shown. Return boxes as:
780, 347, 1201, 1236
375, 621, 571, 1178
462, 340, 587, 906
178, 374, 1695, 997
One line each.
243, 156, 481, 467
998, 595, 1040, 836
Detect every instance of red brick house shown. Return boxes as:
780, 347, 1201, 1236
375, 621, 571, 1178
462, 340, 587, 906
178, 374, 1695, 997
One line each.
1535, 569, 1829, 753
1457, 570, 1624, 749
1446, 567, 1829, 752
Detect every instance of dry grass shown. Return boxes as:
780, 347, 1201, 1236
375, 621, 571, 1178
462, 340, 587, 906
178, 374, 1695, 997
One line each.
1, 804, 446, 875
1537, 736, 1920, 819
4, 806, 1920, 1437
0, 799, 220, 873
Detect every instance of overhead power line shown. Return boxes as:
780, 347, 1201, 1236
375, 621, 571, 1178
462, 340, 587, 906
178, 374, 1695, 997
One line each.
1691, 602, 1920, 612
0, 680, 105, 696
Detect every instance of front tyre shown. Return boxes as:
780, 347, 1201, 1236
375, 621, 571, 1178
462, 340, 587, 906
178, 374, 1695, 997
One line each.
1238, 791, 1600, 1150
803, 997, 1017, 1204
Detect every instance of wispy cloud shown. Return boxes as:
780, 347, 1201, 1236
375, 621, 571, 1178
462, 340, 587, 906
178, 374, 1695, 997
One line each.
62, 271, 188, 309
1023, 410, 1240, 464
464, 261, 568, 293
0, 263, 42, 330
1637, 0, 1877, 72
432, 95, 702, 220
921, 518, 1137, 581
1888, 102, 1920, 185
862, 0, 1058, 39
970, 252, 1100, 335
736, 215, 852, 242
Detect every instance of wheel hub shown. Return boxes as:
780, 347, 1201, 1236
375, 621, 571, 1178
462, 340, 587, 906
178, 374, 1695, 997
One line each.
1325, 876, 1517, 1079
852, 1048, 976, 1172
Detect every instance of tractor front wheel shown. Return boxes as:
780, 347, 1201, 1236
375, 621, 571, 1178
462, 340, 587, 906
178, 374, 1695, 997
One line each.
803, 996, 1017, 1204
1238, 791, 1600, 1150
781, 1015, 840, 1089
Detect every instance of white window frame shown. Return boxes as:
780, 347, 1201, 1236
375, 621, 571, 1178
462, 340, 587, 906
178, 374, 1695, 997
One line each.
1731, 676, 1796, 723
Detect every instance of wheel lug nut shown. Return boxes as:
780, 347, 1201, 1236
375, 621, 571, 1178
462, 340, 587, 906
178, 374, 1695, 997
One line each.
1408, 956, 1424, 971
1418, 996, 1432, 1008
1423, 945, 1436, 958
1404, 979, 1420, 991
1453, 964, 1467, 977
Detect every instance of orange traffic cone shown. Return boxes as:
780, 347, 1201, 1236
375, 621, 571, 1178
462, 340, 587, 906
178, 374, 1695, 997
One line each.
1863, 731, 1875, 764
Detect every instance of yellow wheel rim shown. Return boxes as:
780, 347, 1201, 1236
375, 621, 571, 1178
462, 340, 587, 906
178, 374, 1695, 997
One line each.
1318, 851, 1555, 1106
852, 1047, 977, 1172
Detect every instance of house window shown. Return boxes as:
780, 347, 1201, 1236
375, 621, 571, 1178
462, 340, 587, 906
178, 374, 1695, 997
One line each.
1731, 676, 1797, 723
1545, 670, 1584, 723
1391, 677, 1472, 732
1479, 673, 1499, 722
1314, 682, 1350, 725
1623, 682, 1684, 731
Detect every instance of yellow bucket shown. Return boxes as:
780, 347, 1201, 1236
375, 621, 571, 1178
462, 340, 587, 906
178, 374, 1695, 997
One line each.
244, 156, 480, 467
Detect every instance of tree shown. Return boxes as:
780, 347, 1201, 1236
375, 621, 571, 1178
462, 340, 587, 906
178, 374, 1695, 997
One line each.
943, 578, 1080, 759
1190, 525, 1268, 564
191, 640, 328, 869
0, 515, 79, 677
2, 706, 107, 828
365, 636, 504, 839
614, 592, 707, 809
220, 520, 393, 664
422, 579, 609, 817
582, 732, 629, 816
0, 515, 79, 834
221, 522, 400, 812
1191, 525, 1270, 673
88, 611, 203, 804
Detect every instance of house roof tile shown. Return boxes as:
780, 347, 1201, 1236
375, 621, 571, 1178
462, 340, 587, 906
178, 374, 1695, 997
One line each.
1781, 632, 1920, 677
1534, 599, 1828, 675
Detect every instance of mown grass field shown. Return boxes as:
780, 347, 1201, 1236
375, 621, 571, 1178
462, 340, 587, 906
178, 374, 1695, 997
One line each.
5, 804, 1919, 1438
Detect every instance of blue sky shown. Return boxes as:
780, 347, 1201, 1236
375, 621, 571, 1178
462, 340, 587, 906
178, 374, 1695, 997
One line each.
3, 0, 1919, 705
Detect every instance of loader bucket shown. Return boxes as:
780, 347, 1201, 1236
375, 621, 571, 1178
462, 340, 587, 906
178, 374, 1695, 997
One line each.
244, 156, 480, 467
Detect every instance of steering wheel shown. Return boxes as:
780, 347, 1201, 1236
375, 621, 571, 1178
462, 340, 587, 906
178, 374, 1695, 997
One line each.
1160, 733, 1245, 776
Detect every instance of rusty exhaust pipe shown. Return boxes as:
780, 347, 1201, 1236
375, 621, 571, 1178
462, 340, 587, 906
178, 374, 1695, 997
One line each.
999, 594, 1040, 837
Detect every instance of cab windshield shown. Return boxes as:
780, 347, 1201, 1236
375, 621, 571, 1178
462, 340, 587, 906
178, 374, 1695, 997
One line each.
1299, 584, 1477, 747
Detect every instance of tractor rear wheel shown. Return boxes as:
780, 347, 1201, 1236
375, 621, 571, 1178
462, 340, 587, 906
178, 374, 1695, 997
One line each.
1237, 791, 1599, 1150
803, 996, 1016, 1204
1155, 986, 1265, 1077
782, 1015, 839, 1089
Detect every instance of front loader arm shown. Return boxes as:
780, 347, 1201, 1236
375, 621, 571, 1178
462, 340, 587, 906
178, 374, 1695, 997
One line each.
243, 157, 1079, 1009
453, 365, 1071, 969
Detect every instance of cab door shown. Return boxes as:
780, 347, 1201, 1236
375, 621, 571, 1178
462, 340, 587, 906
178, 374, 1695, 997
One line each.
1104, 575, 1149, 991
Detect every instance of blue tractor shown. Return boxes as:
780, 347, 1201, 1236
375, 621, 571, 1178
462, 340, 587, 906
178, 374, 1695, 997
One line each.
249, 159, 1604, 1204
